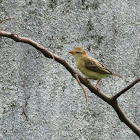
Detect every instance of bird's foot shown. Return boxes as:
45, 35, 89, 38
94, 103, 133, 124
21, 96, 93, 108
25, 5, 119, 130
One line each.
95, 85, 100, 91
85, 78, 89, 81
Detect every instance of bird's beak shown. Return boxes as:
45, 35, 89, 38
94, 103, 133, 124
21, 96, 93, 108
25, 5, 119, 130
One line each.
69, 50, 74, 55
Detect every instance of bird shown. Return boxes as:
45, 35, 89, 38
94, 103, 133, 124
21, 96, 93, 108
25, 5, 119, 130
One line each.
69, 47, 122, 89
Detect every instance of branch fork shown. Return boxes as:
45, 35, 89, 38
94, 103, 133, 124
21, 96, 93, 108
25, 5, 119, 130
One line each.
0, 31, 140, 137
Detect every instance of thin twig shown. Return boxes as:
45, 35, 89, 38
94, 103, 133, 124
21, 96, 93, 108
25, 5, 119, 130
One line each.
112, 78, 140, 100
0, 31, 140, 137
48, 44, 55, 60
0, 18, 13, 23
75, 74, 87, 103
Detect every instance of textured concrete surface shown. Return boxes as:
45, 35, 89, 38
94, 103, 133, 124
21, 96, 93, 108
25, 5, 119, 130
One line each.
0, 0, 140, 139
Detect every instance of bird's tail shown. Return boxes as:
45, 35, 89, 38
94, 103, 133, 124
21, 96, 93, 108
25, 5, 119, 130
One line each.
112, 73, 123, 78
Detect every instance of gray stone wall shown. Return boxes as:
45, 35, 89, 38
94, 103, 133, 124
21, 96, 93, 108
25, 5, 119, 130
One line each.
0, 0, 140, 139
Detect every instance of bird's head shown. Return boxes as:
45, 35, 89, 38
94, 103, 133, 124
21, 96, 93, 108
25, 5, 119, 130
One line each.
69, 47, 87, 59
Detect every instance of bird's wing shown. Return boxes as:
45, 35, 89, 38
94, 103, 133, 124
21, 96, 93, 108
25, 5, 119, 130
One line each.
84, 57, 113, 75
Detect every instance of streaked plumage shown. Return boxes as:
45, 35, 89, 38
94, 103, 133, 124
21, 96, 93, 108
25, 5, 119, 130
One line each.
69, 47, 122, 89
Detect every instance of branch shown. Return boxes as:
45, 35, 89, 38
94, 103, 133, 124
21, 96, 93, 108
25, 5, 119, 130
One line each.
0, 18, 13, 23
110, 100, 140, 137
75, 74, 87, 103
0, 31, 140, 137
112, 78, 140, 100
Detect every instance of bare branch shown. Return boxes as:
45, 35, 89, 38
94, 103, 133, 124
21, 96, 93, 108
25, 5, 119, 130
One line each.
0, 31, 140, 137
0, 18, 13, 23
75, 74, 87, 103
109, 100, 140, 137
112, 78, 140, 100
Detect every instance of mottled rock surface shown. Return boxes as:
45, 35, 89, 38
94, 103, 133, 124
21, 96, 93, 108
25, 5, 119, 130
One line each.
0, 0, 140, 139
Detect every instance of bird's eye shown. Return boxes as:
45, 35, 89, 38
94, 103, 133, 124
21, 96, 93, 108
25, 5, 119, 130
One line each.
76, 51, 80, 53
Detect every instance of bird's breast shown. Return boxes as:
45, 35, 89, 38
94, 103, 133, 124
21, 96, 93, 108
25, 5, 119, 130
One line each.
76, 59, 109, 80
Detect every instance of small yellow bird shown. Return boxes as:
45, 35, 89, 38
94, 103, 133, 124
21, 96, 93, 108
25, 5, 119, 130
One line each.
69, 47, 122, 89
